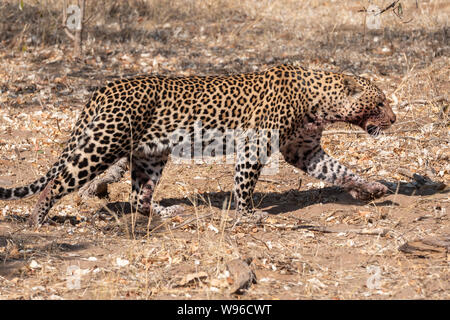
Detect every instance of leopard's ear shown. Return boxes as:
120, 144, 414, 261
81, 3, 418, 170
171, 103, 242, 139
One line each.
342, 75, 363, 98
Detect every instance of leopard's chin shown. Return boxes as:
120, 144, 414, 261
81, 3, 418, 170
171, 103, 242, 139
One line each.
366, 124, 381, 137
365, 122, 393, 137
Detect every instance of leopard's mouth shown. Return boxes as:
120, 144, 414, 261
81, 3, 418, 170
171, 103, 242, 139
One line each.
364, 122, 392, 137
362, 107, 396, 138
366, 124, 381, 137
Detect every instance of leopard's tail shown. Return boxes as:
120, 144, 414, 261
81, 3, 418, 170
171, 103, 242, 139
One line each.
0, 105, 92, 201
0, 159, 63, 200
0, 99, 96, 201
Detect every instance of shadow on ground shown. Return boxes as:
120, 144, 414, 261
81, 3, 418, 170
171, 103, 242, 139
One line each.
93, 177, 448, 217
0, 231, 89, 277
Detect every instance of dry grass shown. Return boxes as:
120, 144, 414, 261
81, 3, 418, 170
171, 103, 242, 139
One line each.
0, 0, 448, 299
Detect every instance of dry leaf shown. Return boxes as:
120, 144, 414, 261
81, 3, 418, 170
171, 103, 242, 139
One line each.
177, 271, 208, 287
399, 236, 449, 259
226, 258, 256, 294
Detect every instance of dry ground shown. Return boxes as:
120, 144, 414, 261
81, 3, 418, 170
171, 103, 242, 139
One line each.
0, 0, 448, 299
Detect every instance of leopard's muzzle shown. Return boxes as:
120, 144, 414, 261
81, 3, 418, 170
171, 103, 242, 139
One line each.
364, 102, 396, 137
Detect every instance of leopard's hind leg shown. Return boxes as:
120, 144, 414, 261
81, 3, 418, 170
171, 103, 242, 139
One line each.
29, 123, 126, 226
130, 152, 184, 218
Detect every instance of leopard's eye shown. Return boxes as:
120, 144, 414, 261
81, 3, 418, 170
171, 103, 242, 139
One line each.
377, 102, 384, 108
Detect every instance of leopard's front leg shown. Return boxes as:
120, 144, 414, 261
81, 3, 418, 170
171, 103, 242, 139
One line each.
282, 139, 387, 201
233, 152, 263, 215
232, 134, 269, 223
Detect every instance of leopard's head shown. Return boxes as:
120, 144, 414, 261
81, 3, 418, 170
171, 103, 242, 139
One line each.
340, 75, 396, 137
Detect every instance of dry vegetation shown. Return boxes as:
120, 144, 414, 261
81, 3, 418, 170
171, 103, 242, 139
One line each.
0, 0, 448, 299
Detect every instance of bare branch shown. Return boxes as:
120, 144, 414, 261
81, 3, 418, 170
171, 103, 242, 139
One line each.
64, 28, 76, 41
398, 95, 448, 108
377, 0, 401, 16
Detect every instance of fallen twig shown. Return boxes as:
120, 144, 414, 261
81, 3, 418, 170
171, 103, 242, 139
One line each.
322, 130, 366, 136
259, 178, 280, 184
153, 213, 213, 233
294, 224, 389, 236
398, 95, 448, 108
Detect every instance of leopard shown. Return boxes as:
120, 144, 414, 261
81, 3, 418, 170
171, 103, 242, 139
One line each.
0, 64, 396, 226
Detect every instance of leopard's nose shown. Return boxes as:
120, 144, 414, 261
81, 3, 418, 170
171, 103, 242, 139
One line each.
390, 113, 396, 124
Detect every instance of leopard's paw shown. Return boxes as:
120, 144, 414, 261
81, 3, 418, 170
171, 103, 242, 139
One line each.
153, 204, 185, 218
78, 179, 108, 199
235, 210, 268, 225
346, 181, 388, 201
251, 210, 269, 223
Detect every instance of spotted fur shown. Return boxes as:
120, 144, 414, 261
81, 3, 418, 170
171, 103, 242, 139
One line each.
0, 64, 396, 226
